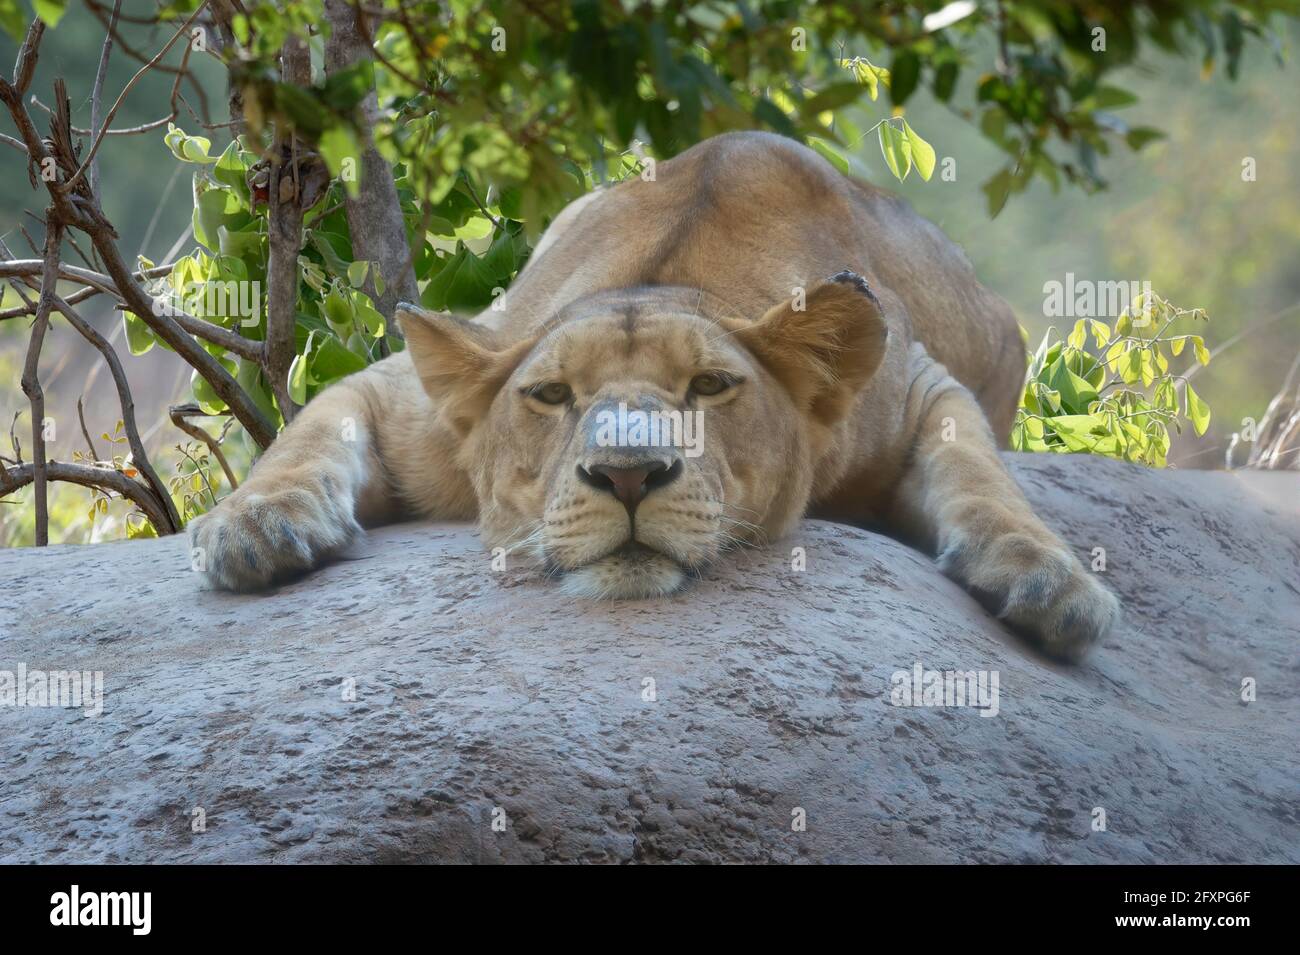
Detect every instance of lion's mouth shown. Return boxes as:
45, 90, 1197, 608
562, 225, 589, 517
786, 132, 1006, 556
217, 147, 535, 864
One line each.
554, 538, 699, 599
608, 540, 665, 561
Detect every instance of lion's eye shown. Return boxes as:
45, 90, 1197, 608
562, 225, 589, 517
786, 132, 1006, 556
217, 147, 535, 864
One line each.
689, 372, 730, 396
531, 382, 573, 405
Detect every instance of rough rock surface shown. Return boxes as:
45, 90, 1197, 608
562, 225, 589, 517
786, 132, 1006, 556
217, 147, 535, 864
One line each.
2, 453, 1297, 864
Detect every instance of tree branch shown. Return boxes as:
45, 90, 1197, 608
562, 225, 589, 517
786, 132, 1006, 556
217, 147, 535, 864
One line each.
17, 223, 60, 545
0, 78, 277, 447
62, 1, 209, 195
264, 35, 312, 423
0, 460, 173, 535
88, 0, 122, 196
50, 293, 181, 532
323, 0, 418, 341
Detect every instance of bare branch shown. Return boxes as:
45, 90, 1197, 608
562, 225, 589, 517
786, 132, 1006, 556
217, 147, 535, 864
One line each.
0, 79, 277, 447
19, 223, 61, 545
0, 460, 173, 535
84, 0, 213, 123
49, 293, 181, 532
139, 303, 267, 362
0, 259, 265, 363
0, 261, 168, 318
30, 94, 181, 136
62, 1, 210, 195
77, 396, 102, 463
11, 19, 45, 95
88, 0, 123, 195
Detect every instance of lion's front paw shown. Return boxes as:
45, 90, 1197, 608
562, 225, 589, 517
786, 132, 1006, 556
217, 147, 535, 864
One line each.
939, 532, 1119, 662
188, 480, 361, 592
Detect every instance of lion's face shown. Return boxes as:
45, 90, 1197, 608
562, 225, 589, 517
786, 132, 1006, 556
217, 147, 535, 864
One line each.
400, 275, 886, 598
469, 303, 808, 598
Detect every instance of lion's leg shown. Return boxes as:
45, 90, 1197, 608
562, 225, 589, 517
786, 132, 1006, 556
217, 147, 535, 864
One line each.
188, 361, 399, 591
886, 358, 1119, 661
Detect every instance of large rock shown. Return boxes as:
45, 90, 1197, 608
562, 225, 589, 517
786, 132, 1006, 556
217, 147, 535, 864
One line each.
1, 454, 1297, 863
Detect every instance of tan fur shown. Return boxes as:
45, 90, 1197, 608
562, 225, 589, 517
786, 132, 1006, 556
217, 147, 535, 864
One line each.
190, 132, 1117, 661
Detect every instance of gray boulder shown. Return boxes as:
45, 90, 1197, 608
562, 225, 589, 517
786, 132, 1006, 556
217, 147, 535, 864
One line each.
1, 453, 1296, 863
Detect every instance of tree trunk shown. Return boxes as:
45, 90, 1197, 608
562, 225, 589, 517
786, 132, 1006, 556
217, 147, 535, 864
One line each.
322, 0, 419, 343
264, 38, 312, 424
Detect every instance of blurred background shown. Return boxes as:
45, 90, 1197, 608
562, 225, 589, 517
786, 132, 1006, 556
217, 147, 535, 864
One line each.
2, 4, 1297, 545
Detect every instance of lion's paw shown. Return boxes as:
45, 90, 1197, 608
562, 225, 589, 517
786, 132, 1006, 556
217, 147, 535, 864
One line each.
939, 531, 1118, 662
187, 479, 361, 592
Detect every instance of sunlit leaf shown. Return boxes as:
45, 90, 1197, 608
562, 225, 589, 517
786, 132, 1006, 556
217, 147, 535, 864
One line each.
901, 119, 936, 181
878, 123, 911, 181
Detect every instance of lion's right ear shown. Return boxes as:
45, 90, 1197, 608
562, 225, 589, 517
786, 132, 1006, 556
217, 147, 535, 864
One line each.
723, 271, 889, 428
397, 304, 533, 436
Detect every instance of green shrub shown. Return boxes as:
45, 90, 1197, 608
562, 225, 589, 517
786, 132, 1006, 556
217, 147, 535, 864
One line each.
1012, 293, 1212, 467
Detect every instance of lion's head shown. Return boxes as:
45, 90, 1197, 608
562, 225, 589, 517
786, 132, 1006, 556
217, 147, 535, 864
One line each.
397, 272, 887, 598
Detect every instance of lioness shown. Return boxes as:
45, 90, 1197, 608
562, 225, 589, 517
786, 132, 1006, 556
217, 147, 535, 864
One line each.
190, 132, 1118, 660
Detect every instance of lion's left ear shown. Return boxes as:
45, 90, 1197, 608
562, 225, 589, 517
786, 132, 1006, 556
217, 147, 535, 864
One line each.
397, 304, 533, 436
725, 271, 889, 426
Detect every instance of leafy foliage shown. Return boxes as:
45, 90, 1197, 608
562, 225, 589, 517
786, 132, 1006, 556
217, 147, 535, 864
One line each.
3, 0, 1290, 542
140, 1, 1282, 439
1012, 294, 1213, 466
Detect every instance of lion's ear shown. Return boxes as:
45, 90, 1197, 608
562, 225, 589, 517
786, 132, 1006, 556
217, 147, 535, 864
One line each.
397, 304, 532, 436
726, 271, 889, 426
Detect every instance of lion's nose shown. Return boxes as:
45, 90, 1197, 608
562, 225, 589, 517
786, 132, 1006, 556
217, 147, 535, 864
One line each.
577, 460, 682, 512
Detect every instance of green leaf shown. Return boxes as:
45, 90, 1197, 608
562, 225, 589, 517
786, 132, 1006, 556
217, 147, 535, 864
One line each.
213, 141, 251, 196
351, 291, 386, 338
319, 125, 361, 197
122, 312, 155, 356
901, 120, 935, 182
1186, 382, 1211, 435
191, 367, 227, 415
193, 188, 229, 252
311, 334, 369, 380
1121, 346, 1144, 385
322, 288, 353, 335
1192, 335, 1211, 366
889, 50, 920, 106
1045, 356, 1099, 414
850, 58, 889, 102
347, 260, 370, 288
933, 61, 959, 102
0, 0, 27, 40
981, 168, 1013, 218
807, 137, 849, 175
288, 352, 310, 405
1125, 127, 1166, 151
878, 123, 911, 181
165, 124, 218, 164
802, 82, 863, 116
1067, 319, 1087, 351
1092, 86, 1139, 109
1050, 414, 1118, 454
32, 0, 67, 28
